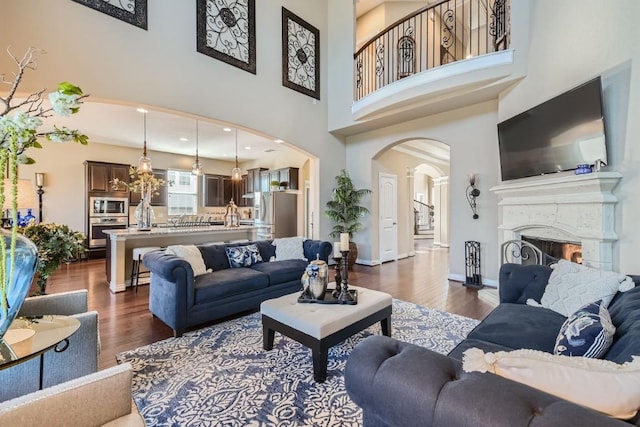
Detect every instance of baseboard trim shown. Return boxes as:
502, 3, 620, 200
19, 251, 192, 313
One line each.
356, 258, 380, 266
448, 273, 498, 288
362, 252, 413, 266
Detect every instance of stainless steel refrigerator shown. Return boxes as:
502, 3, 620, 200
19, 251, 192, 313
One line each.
254, 191, 297, 240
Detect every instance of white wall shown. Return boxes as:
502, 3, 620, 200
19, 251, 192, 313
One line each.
327, 0, 356, 132
0, 0, 345, 242
356, 1, 430, 49
498, 0, 640, 274
346, 100, 500, 281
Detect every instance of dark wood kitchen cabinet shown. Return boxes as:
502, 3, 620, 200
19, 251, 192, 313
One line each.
279, 167, 299, 190
203, 174, 225, 207
258, 167, 300, 192
246, 168, 267, 194
259, 171, 271, 192
85, 161, 130, 193
129, 169, 167, 206
222, 175, 249, 207
237, 175, 248, 206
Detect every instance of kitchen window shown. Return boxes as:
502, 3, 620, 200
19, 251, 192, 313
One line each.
167, 170, 198, 215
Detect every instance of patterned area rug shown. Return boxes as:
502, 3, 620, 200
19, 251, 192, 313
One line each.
116, 299, 479, 426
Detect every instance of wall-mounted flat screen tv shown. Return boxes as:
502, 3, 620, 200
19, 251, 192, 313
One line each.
497, 76, 607, 181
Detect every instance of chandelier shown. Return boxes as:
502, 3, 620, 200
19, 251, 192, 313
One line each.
137, 108, 152, 173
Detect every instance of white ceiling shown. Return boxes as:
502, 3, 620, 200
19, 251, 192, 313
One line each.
39, 100, 289, 162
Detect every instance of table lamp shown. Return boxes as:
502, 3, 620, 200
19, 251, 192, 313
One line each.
2, 179, 38, 228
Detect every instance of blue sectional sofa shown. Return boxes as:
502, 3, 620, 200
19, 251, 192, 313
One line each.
143, 239, 332, 337
345, 263, 640, 427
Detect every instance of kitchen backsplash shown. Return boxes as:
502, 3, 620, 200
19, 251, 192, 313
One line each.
128, 206, 253, 224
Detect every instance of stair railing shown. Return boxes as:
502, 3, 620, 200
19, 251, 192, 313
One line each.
355, 0, 510, 101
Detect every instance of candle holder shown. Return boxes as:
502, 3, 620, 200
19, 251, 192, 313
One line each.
337, 250, 354, 302
331, 256, 342, 298
35, 172, 45, 222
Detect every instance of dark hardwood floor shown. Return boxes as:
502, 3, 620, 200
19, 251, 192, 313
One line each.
43, 239, 498, 370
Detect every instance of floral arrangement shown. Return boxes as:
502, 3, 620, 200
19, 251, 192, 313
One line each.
111, 166, 165, 200
0, 47, 88, 314
19, 223, 86, 295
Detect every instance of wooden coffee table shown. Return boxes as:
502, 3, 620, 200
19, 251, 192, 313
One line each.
260, 285, 392, 382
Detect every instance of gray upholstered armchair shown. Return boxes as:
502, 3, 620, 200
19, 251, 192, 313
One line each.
0, 363, 144, 426
0, 290, 99, 401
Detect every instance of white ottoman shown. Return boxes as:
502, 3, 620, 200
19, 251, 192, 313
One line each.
260, 285, 392, 382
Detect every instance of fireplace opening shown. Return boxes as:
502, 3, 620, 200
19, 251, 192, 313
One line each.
522, 236, 582, 265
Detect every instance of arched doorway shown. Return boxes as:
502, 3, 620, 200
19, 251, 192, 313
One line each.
372, 138, 450, 263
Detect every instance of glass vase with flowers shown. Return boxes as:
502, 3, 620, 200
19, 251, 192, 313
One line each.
111, 167, 165, 230
0, 47, 88, 338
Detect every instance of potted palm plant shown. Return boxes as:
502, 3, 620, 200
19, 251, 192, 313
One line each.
325, 169, 371, 269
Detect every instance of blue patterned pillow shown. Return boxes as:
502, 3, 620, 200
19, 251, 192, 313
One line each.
225, 245, 263, 268
554, 299, 615, 358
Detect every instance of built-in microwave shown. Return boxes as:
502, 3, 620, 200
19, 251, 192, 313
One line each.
89, 197, 128, 217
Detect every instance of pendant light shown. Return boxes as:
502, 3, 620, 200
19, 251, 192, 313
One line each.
137, 109, 153, 173
231, 128, 242, 180
192, 120, 202, 176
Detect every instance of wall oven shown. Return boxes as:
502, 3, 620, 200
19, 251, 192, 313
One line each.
88, 197, 129, 248
88, 216, 128, 248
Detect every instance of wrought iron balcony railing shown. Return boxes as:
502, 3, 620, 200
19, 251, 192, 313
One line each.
354, 0, 509, 101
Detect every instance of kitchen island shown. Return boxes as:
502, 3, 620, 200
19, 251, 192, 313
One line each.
103, 225, 265, 293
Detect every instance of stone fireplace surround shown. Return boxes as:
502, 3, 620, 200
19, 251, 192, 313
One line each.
491, 172, 623, 271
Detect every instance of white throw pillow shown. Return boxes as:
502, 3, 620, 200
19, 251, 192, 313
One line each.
538, 260, 634, 316
165, 245, 211, 276
462, 347, 640, 419
271, 236, 306, 261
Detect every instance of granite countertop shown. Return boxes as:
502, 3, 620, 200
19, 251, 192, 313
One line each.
103, 225, 263, 237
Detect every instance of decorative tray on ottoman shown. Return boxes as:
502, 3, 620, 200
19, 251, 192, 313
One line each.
298, 288, 358, 305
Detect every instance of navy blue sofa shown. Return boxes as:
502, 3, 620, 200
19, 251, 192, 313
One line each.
345, 263, 640, 426
143, 239, 331, 337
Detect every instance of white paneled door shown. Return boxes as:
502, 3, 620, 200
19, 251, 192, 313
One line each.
379, 173, 398, 263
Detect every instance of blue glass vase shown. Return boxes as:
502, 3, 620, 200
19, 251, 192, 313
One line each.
23, 209, 36, 225
0, 229, 38, 340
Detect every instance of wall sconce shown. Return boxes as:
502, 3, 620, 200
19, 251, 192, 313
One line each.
466, 173, 480, 219
35, 172, 45, 222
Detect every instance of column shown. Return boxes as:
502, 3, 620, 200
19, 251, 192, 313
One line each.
433, 177, 450, 248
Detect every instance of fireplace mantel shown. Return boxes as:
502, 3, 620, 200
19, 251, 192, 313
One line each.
490, 172, 623, 271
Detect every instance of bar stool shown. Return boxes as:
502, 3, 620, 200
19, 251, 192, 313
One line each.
131, 246, 161, 292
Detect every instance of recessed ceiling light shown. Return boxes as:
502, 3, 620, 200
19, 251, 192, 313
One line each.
223, 127, 232, 132
244, 146, 251, 150
136, 108, 148, 113
274, 139, 284, 143
179, 137, 188, 142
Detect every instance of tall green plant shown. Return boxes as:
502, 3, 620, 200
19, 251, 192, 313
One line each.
324, 169, 372, 239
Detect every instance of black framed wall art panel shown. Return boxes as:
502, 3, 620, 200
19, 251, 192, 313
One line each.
282, 8, 320, 100
72, 0, 147, 30
197, 0, 256, 74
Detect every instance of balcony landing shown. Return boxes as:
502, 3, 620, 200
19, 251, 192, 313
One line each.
334, 50, 523, 137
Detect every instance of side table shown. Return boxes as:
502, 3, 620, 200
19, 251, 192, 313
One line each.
0, 315, 81, 389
